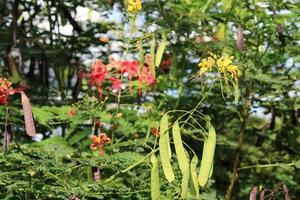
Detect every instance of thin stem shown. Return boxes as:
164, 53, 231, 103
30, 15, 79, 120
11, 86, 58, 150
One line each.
105, 148, 159, 182
237, 162, 295, 171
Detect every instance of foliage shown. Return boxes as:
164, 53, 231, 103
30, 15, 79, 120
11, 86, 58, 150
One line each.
0, 0, 300, 199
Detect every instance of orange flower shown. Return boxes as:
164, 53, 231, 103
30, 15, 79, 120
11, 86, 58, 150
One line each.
0, 77, 16, 105
99, 37, 109, 43
116, 112, 123, 118
90, 134, 111, 156
68, 107, 76, 117
151, 127, 160, 137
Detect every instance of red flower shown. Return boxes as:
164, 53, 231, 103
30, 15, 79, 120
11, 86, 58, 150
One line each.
160, 56, 172, 74
120, 60, 139, 79
119, 60, 139, 93
109, 77, 122, 93
89, 60, 110, 97
90, 134, 111, 156
95, 120, 101, 128
137, 67, 156, 95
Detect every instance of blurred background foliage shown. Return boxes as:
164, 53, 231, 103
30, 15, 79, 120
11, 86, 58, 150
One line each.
0, 0, 299, 199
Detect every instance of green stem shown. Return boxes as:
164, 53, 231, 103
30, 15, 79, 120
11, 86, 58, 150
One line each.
105, 148, 159, 182
238, 162, 295, 171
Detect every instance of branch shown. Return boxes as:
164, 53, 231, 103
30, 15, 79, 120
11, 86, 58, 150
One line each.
60, 5, 83, 33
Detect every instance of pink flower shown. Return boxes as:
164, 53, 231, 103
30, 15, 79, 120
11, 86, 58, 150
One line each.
109, 77, 122, 93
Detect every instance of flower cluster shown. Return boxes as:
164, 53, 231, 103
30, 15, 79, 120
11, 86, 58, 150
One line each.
198, 52, 240, 81
0, 78, 15, 105
127, 0, 142, 13
88, 56, 156, 98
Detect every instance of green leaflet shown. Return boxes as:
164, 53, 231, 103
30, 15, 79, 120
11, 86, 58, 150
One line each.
181, 164, 190, 199
151, 154, 160, 200
198, 125, 216, 187
155, 32, 167, 67
190, 155, 200, 198
159, 114, 174, 182
172, 120, 189, 172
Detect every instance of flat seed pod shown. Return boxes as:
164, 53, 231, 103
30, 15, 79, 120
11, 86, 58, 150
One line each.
209, 163, 214, 179
233, 82, 239, 105
155, 32, 167, 67
138, 39, 145, 73
283, 184, 290, 200
160, 114, 171, 158
198, 125, 216, 187
159, 114, 174, 182
236, 25, 244, 51
150, 35, 156, 77
190, 154, 199, 198
259, 190, 265, 200
181, 164, 190, 199
249, 186, 258, 200
151, 154, 160, 200
215, 23, 225, 41
172, 120, 189, 172
21, 91, 36, 136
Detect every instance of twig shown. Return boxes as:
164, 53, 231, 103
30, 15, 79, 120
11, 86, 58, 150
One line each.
237, 162, 295, 171
225, 90, 250, 200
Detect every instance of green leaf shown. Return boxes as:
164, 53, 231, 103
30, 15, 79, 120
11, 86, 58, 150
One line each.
295, 160, 300, 169
222, 0, 232, 12
151, 154, 160, 200
172, 120, 189, 172
31, 136, 75, 158
159, 114, 174, 182
155, 32, 167, 68
198, 125, 216, 187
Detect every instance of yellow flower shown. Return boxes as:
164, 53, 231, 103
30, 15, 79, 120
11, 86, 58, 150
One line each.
208, 52, 217, 59
198, 56, 215, 75
226, 65, 240, 80
127, 0, 142, 13
197, 53, 240, 82
216, 56, 233, 73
